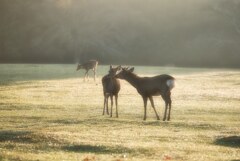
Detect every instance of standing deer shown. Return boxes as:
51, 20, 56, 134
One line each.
102, 65, 121, 117
115, 67, 175, 121
76, 60, 98, 81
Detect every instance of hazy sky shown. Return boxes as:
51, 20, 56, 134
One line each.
0, 0, 239, 67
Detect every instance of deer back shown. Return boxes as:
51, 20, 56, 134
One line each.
102, 75, 120, 95
77, 60, 98, 71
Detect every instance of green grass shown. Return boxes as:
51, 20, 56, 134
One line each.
0, 64, 239, 161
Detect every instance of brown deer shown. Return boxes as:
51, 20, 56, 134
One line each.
76, 60, 98, 81
102, 65, 121, 117
115, 67, 175, 121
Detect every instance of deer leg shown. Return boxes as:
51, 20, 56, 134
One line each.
93, 69, 96, 81
84, 71, 88, 81
115, 94, 118, 118
103, 96, 105, 115
161, 94, 168, 121
149, 96, 160, 120
106, 95, 109, 115
110, 95, 113, 117
142, 96, 148, 120
167, 100, 172, 121
167, 92, 172, 121
87, 71, 89, 81
163, 101, 168, 121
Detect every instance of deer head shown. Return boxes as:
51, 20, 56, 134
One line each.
76, 64, 82, 71
115, 66, 134, 79
108, 65, 122, 77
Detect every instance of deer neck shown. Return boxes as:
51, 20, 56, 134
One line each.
124, 72, 140, 89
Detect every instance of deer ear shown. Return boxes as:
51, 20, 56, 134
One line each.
129, 67, 134, 72
110, 65, 113, 69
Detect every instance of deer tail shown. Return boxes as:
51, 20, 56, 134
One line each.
166, 79, 175, 90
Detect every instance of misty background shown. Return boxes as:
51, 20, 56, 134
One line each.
0, 0, 240, 68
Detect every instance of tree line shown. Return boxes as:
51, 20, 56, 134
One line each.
0, 0, 239, 68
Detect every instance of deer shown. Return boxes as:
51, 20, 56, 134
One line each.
115, 67, 175, 121
102, 65, 121, 117
76, 60, 98, 81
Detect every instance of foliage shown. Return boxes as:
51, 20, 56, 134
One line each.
0, 1, 240, 67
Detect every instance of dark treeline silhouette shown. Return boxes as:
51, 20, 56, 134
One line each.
0, 0, 240, 68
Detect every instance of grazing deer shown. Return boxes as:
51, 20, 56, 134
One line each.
115, 67, 175, 121
76, 60, 98, 81
102, 65, 121, 117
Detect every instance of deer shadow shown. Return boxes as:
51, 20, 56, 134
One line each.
214, 136, 240, 148
49, 119, 84, 125
0, 130, 34, 143
62, 144, 135, 154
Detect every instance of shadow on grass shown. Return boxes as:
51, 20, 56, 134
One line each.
0, 103, 32, 111
63, 144, 150, 155
50, 119, 84, 125
83, 118, 224, 131
1, 116, 44, 122
0, 103, 62, 111
142, 121, 225, 130
0, 130, 64, 152
0, 130, 149, 155
0, 130, 34, 143
214, 136, 240, 148
87, 115, 223, 130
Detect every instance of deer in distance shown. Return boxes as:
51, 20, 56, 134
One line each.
115, 67, 175, 121
76, 60, 98, 81
102, 65, 121, 117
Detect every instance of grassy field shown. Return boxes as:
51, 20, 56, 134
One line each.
0, 64, 239, 161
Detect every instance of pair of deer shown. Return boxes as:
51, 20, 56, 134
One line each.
76, 60, 175, 121
102, 65, 175, 121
